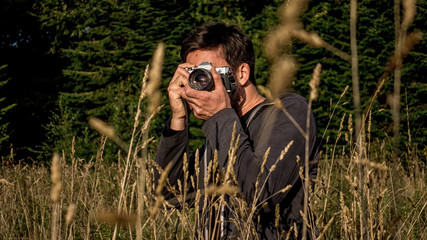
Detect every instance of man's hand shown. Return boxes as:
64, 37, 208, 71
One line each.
168, 63, 194, 131
182, 67, 232, 120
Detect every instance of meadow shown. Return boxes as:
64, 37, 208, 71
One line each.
1, 0, 425, 239
1, 112, 425, 239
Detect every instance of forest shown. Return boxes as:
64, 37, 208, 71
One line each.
0, 0, 426, 239
0, 0, 424, 162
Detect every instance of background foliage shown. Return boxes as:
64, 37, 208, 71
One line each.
0, 0, 425, 162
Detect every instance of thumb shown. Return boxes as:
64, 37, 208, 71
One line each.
211, 67, 225, 92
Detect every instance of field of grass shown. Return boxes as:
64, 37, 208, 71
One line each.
1, 127, 425, 239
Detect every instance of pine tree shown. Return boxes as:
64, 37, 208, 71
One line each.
35, 0, 425, 160
36, 0, 193, 160
0, 65, 16, 148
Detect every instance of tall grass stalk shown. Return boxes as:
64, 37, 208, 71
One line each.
350, 0, 369, 239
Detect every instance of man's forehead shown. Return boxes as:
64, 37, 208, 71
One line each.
186, 49, 228, 67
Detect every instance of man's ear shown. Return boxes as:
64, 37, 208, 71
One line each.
236, 63, 251, 86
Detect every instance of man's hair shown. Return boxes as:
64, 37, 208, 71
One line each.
181, 22, 256, 85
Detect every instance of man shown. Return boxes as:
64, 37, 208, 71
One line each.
155, 22, 319, 239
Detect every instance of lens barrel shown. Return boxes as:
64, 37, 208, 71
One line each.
188, 69, 214, 91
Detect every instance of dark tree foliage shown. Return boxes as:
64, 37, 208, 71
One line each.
35, 0, 190, 161
0, 0, 64, 160
0, 0, 425, 162
0, 65, 16, 147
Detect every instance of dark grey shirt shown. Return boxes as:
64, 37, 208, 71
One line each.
155, 92, 319, 239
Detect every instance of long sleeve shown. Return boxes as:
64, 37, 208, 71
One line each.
154, 119, 190, 199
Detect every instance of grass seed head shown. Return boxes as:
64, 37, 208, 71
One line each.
97, 209, 137, 226
65, 204, 77, 226
206, 184, 239, 196
264, 25, 293, 60
50, 182, 63, 203
0, 178, 13, 186
279, 0, 307, 26
50, 153, 62, 203
268, 56, 297, 98
147, 42, 165, 113
88, 117, 116, 140
309, 63, 322, 101
402, 0, 416, 28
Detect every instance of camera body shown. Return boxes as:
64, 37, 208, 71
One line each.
186, 62, 236, 94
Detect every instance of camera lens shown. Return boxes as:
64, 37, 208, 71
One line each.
193, 74, 208, 87
189, 69, 213, 91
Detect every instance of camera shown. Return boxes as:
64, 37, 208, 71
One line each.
186, 62, 236, 94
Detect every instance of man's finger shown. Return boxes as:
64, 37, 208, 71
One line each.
210, 67, 226, 92
170, 63, 194, 84
182, 84, 209, 102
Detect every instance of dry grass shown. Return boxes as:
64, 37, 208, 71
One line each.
1, 115, 425, 239
1, 0, 426, 239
